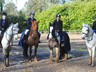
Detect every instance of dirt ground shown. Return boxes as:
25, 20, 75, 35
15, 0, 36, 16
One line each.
0, 33, 96, 72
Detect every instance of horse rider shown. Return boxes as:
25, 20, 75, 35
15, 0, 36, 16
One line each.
27, 11, 41, 42
53, 14, 64, 43
19, 11, 41, 47
0, 12, 9, 35
92, 16, 96, 33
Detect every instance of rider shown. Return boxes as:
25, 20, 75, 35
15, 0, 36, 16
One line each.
27, 11, 41, 42
92, 16, 96, 33
53, 14, 64, 42
19, 11, 41, 47
0, 12, 9, 35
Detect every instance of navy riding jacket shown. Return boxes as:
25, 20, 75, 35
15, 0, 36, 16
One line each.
27, 17, 36, 30
0, 19, 9, 31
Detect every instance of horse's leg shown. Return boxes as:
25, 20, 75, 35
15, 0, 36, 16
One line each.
55, 47, 59, 63
91, 47, 95, 67
64, 51, 68, 60
23, 45, 28, 58
28, 46, 32, 61
5, 51, 9, 67
87, 48, 92, 65
34, 45, 38, 62
50, 48, 53, 62
3, 48, 10, 67
59, 47, 62, 60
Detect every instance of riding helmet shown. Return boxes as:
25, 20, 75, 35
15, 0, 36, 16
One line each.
30, 11, 35, 16
56, 14, 61, 18
2, 12, 7, 16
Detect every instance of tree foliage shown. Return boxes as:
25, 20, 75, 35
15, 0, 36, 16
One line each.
4, 2, 18, 16
36, 0, 96, 31
2, 0, 96, 32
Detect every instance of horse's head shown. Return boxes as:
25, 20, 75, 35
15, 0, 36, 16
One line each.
81, 23, 93, 39
49, 23, 60, 44
29, 20, 39, 38
49, 23, 54, 39
31, 20, 39, 31
12, 23, 19, 40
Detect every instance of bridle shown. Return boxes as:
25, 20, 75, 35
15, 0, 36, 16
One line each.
82, 26, 94, 41
82, 26, 89, 36
5, 25, 18, 43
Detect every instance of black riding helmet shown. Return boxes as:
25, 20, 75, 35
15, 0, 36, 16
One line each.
56, 14, 61, 18
30, 11, 35, 16
2, 12, 7, 16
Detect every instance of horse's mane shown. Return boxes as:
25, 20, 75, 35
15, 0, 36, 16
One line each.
5, 23, 13, 32
29, 20, 38, 36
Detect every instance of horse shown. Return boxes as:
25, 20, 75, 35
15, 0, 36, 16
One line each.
59, 31, 71, 60
48, 23, 71, 63
1, 23, 19, 67
81, 24, 96, 67
48, 24, 60, 63
24, 20, 39, 62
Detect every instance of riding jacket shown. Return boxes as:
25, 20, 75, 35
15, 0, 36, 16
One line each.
0, 19, 9, 32
27, 17, 36, 30
53, 19, 63, 31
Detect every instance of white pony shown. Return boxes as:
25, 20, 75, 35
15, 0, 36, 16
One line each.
81, 24, 96, 67
1, 23, 19, 67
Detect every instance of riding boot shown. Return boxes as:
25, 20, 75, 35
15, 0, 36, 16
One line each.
47, 34, 49, 39
38, 32, 41, 43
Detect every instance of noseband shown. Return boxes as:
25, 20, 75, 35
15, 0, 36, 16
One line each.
5, 25, 18, 41
82, 26, 89, 36
82, 26, 94, 41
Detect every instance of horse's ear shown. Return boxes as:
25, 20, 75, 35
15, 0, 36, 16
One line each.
16, 23, 18, 25
14, 23, 18, 27
49, 22, 51, 26
11, 23, 13, 25
88, 24, 90, 26
37, 21, 40, 23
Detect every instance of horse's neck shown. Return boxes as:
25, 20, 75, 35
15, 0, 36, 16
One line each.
4, 25, 13, 40
88, 27, 93, 36
86, 27, 94, 40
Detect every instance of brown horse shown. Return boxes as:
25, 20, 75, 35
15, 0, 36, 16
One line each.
48, 24, 60, 63
48, 23, 71, 63
27, 20, 39, 62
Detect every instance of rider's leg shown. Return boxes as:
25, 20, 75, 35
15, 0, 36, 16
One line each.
38, 32, 41, 43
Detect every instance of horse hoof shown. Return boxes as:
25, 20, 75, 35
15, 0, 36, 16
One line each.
91, 64, 95, 67
50, 60, 53, 63
56, 60, 59, 63
34, 59, 38, 63
88, 63, 91, 66
34, 60, 38, 63
5, 64, 9, 67
64, 58, 67, 61
59, 57, 62, 60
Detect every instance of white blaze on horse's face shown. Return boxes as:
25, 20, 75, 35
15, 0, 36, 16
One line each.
49, 26, 53, 39
81, 24, 89, 39
13, 23, 19, 40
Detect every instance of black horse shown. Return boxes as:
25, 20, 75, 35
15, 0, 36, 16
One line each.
59, 31, 71, 60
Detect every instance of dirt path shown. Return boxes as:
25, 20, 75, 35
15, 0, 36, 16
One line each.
0, 33, 96, 72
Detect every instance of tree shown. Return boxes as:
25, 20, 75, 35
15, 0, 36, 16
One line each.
4, 2, 18, 16
0, 0, 5, 12
25, 0, 49, 17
